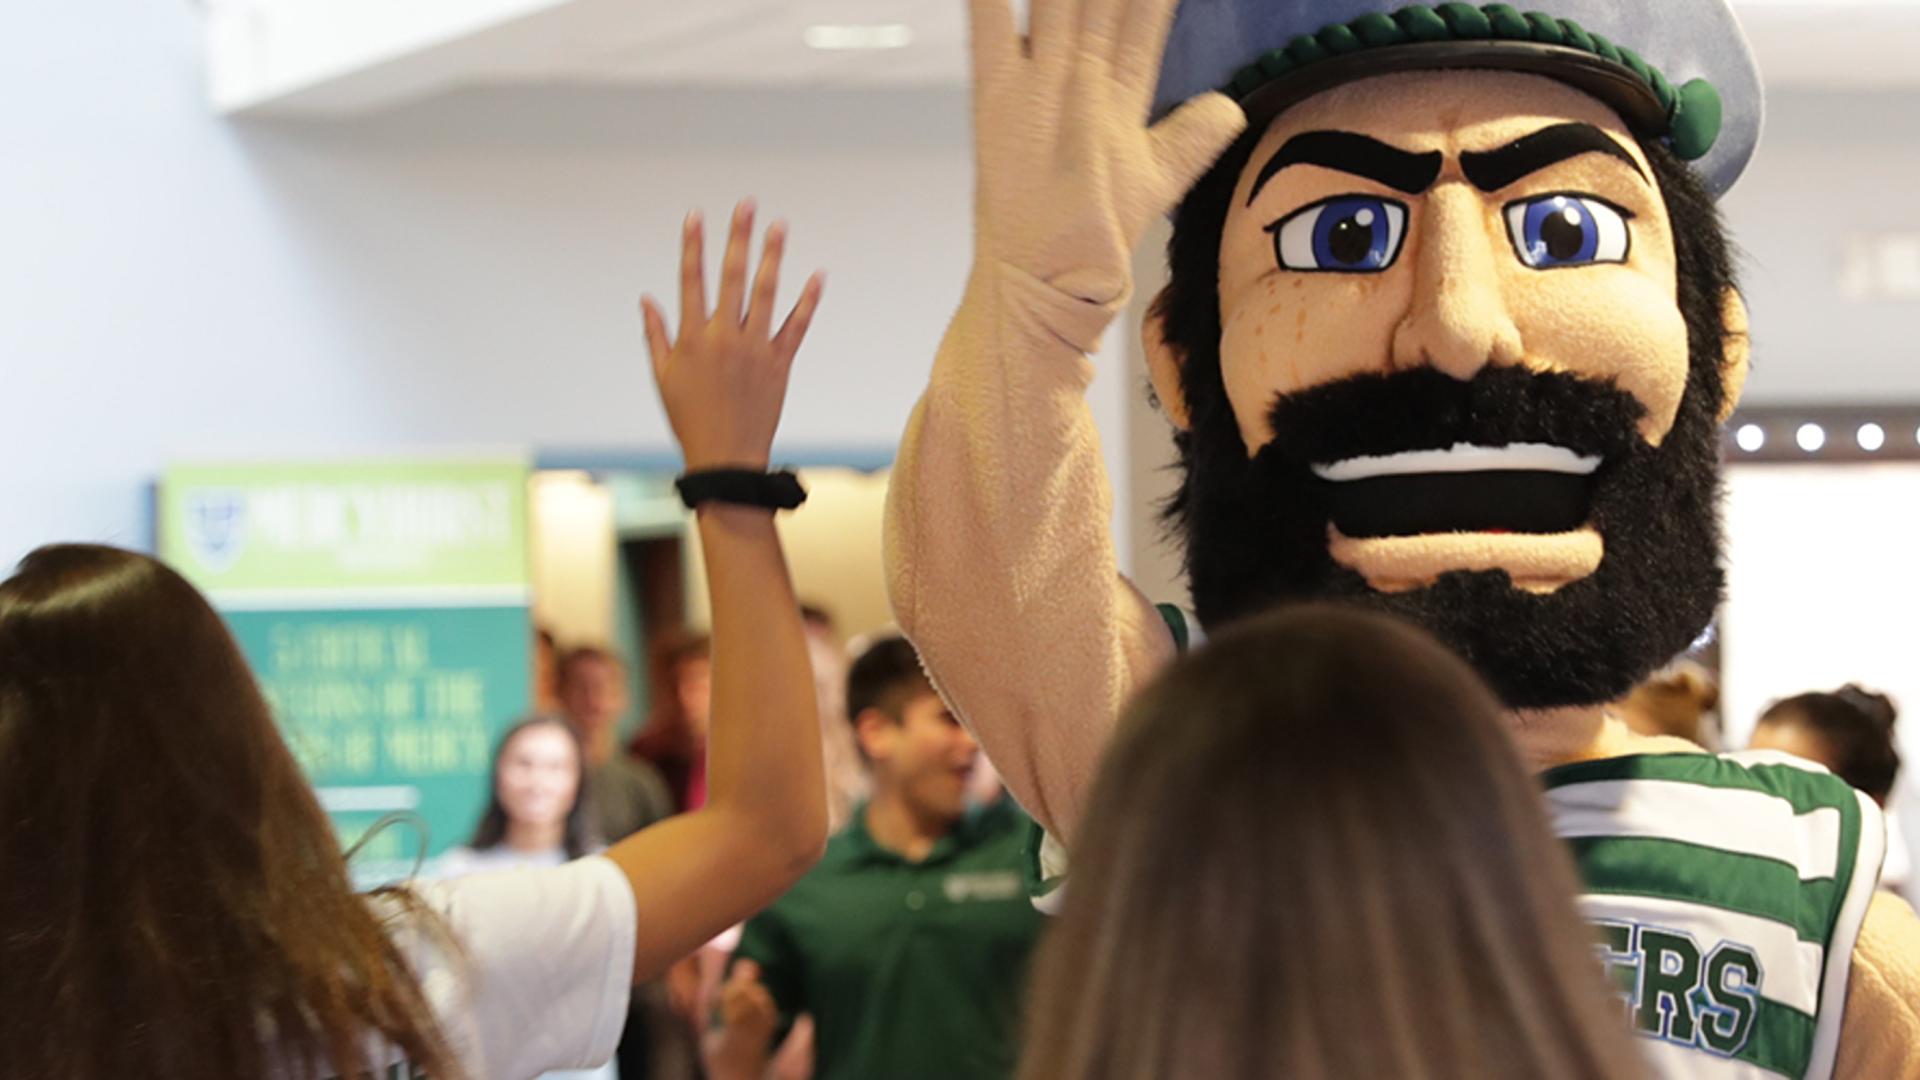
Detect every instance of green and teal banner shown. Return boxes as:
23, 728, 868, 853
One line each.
160, 460, 533, 875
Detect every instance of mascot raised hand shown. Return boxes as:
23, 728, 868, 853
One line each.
884, 0, 1920, 1075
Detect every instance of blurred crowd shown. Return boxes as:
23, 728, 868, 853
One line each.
435, 606, 1038, 1080
436, 606, 1909, 1080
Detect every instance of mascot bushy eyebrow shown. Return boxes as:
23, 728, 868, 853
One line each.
884, 0, 1920, 1075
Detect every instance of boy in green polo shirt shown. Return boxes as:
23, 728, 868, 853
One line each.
705, 636, 1046, 1080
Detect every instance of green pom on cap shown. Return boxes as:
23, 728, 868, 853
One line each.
1670, 78, 1723, 161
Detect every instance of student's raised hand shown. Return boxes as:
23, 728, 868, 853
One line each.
967, 0, 1245, 304
642, 201, 825, 471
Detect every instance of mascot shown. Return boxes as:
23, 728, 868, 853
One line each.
883, 0, 1920, 1075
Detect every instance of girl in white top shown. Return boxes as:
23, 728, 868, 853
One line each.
437, 715, 610, 1080
0, 202, 828, 1080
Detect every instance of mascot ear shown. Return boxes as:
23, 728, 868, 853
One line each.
1718, 287, 1750, 423
1143, 288, 1191, 431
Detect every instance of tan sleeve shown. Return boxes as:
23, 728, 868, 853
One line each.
884, 260, 1175, 844
1835, 890, 1920, 1080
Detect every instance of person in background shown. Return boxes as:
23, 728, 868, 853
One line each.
621, 632, 721, 1078
0, 200, 828, 1079
801, 602, 869, 831
1020, 606, 1644, 1080
442, 715, 601, 875
1753, 686, 1910, 898
679, 603, 871, 1072
630, 630, 713, 812
706, 635, 1047, 1080
1617, 660, 1722, 750
439, 716, 616, 1080
559, 644, 676, 843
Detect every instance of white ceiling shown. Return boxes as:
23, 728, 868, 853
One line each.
525, 0, 974, 88
519, 1, 1920, 91
207, 0, 1920, 116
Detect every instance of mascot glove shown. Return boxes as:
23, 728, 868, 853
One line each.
966, 0, 1247, 323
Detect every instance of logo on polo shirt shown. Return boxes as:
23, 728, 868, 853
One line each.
943, 871, 1023, 904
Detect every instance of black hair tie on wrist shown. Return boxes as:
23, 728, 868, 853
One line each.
675, 468, 807, 511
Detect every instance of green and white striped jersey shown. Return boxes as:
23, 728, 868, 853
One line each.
1543, 750, 1887, 1080
1025, 608, 1888, 1078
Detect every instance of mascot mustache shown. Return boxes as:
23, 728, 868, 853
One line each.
1254, 365, 1650, 542
1183, 361, 1725, 709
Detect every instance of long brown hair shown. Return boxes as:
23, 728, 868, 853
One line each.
1020, 605, 1643, 1080
0, 545, 459, 1079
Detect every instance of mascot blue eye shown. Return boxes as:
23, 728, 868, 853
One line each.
1504, 194, 1631, 269
1268, 196, 1407, 273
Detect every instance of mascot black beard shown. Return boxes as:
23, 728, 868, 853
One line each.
883, 0, 1920, 1076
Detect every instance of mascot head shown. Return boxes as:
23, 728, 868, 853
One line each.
1142, 1, 1760, 709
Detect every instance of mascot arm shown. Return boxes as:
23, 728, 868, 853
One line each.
1835, 890, 1920, 1079
885, 260, 1175, 845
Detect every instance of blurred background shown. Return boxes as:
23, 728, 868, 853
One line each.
5, 0, 1920, 880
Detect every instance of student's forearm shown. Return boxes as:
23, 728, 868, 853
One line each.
606, 503, 826, 979
698, 502, 827, 867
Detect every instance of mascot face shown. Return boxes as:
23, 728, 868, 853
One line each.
1152, 69, 1747, 709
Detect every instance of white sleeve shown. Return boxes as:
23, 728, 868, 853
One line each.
413, 855, 636, 1078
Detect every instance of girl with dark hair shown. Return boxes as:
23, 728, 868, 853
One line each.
1020, 605, 1645, 1080
1753, 686, 1910, 898
0, 201, 828, 1080
1753, 686, 1901, 806
445, 715, 604, 872
440, 719, 612, 1080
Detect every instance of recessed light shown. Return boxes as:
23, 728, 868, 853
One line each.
804, 24, 914, 50
1857, 423, 1886, 452
1735, 424, 1765, 452
1796, 423, 1826, 453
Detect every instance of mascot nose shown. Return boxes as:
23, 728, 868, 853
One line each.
1390, 184, 1524, 381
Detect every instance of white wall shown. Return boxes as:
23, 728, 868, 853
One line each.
8, 1, 1918, 578
1721, 463, 1920, 880
1, 0, 1133, 572
1720, 89, 1920, 403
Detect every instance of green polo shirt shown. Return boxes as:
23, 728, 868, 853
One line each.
731, 798, 1048, 1080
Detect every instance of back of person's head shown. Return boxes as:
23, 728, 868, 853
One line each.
0, 544, 456, 1079
635, 630, 711, 744
470, 714, 601, 859
557, 643, 625, 699
1620, 661, 1721, 748
1020, 605, 1643, 1080
557, 642, 632, 744
1755, 685, 1900, 804
846, 634, 933, 727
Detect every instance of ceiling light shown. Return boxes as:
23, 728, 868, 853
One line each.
1734, 424, 1765, 452
804, 23, 914, 50
1857, 423, 1886, 452
1796, 423, 1826, 453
